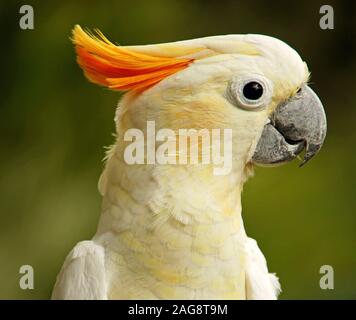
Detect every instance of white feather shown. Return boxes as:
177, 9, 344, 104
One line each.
245, 237, 281, 300
51, 241, 108, 300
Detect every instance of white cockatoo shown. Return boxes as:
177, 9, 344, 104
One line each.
51, 25, 326, 300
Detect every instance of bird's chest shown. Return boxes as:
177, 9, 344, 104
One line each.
102, 217, 247, 299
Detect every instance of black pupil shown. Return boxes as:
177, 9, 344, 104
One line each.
243, 81, 263, 100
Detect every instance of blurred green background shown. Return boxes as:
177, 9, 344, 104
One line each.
0, 0, 355, 299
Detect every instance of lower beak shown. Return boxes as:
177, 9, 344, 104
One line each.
252, 85, 327, 166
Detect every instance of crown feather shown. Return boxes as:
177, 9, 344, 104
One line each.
72, 25, 194, 92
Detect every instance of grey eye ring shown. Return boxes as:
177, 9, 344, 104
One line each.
228, 75, 273, 111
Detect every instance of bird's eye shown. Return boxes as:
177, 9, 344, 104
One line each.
227, 75, 273, 111
243, 81, 264, 100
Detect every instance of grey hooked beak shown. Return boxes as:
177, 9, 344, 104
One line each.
252, 85, 327, 166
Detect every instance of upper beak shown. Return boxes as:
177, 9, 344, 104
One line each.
252, 85, 327, 166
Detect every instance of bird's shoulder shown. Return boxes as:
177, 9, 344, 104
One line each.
245, 237, 281, 300
51, 240, 107, 300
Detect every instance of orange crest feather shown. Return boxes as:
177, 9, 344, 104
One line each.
72, 25, 194, 92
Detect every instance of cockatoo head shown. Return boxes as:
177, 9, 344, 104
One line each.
73, 26, 326, 173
